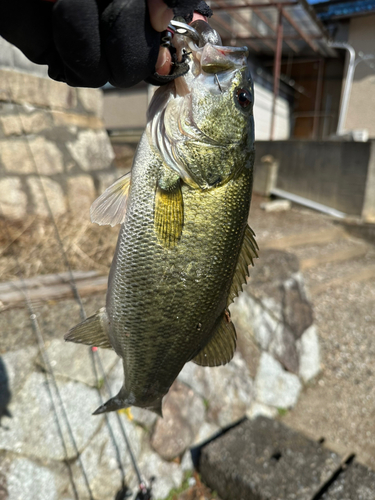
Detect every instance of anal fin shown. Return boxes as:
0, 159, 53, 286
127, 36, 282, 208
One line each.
227, 224, 259, 305
154, 181, 183, 249
65, 307, 112, 349
192, 310, 237, 367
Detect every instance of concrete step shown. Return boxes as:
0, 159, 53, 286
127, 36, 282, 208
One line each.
198, 417, 375, 500
300, 243, 369, 270
260, 227, 346, 251
309, 264, 375, 296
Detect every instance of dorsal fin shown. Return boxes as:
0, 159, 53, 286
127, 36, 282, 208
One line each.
64, 308, 112, 349
227, 225, 258, 305
192, 310, 237, 367
154, 182, 184, 249
90, 172, 131, 226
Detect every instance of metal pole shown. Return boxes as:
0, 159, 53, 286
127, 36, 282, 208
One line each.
312, 58, 324, 139
270, 5, 283, 140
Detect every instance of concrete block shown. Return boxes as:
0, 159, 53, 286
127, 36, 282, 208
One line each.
199, 417, 342, 500
0, 137, 63, 175
253, 154, 279, 196
362, 139, 375, 222
0, 177, 27, 219
321, 461, 375, 500
27, 176, 66, 217
0, 69, 77, 110
67, 175, 96, 218
67, 130, 115, 172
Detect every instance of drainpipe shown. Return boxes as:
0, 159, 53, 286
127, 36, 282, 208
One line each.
328, 42, 356, 136
329, 41, 375, 135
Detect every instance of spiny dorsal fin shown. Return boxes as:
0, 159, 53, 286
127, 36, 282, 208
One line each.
154, 182, 183, 249
90, 172, 131, 226
227, 225, 259, 305
192, 310, 237, 367
64, 307, 112, 349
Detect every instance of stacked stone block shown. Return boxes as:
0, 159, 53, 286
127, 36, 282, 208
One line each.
0, 68, 117, 220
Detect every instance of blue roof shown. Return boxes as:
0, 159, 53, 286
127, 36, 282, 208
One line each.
314, 0, 375, 19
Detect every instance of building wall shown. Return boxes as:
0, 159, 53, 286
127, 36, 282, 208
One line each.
344, 14, 375, 136
102, 89, 148, 130
253, 82, 290, 140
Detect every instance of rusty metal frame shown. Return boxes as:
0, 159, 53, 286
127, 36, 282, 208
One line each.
213, 0, 276, 51
312, 58, 325, 138
280, 7, 319, 52
270, 5, 283, 140
252, 6, 299, 52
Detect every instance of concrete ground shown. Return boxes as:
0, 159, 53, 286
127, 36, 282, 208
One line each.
249, 194, 375, 471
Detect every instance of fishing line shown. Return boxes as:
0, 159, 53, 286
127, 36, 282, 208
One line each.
3, 80, 152, 499
0, 205, 80, 500
89, 346, 127, 493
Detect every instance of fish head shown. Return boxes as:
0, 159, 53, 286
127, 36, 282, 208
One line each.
148, 29, 255, 190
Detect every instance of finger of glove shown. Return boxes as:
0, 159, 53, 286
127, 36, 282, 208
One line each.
101, 0, 160, 88
0, 0, 55, 65
164, 0, 212, 23
51, 0, 110, 87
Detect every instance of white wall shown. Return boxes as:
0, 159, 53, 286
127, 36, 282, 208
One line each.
253, 82, 290, 140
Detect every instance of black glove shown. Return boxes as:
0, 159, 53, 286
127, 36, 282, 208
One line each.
0, 0, 211, 88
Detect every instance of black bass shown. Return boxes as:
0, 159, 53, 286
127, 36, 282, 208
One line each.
66, 26, 257, 416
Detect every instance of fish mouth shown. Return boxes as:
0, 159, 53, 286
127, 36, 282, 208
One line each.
173, 42, 249, 98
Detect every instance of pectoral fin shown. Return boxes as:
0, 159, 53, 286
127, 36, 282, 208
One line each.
154, 181, 183, 249
90, 172, 131, 226
192, 310, 237, 367
65, 307, 112, 349
227, 225, 259, 305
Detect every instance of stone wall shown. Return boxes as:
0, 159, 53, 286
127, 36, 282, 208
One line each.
0, 68, 118, 221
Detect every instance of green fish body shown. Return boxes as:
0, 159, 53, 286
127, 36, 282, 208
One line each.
66, 39, 257, 415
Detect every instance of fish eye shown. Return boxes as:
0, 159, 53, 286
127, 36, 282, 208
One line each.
236, 88, 252, 109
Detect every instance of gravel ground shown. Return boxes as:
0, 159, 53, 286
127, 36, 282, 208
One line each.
283, 278, 375, 470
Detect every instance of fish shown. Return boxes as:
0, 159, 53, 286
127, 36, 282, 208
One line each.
65, 24, 258, 416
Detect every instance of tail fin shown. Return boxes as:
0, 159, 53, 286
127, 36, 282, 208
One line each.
93, 394, 126, 415
146, 398, 163, 418
93, 393, 163, 417
64, 307, 112, 349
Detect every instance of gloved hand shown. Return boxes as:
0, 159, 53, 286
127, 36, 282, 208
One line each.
0, 0, 212, 88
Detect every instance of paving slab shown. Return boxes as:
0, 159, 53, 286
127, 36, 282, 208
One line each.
199, 416, 342, 500
321, 461, 375, 500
